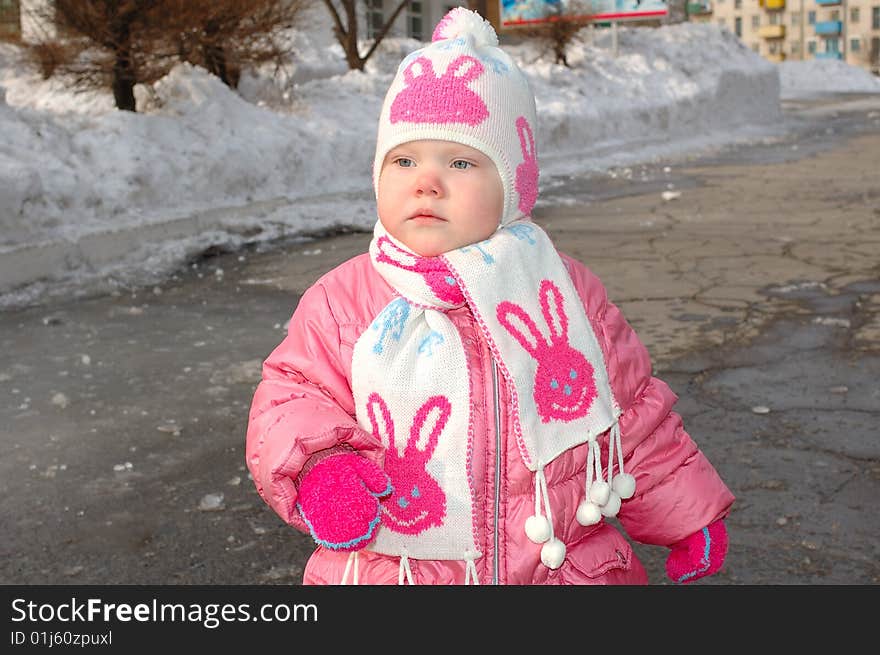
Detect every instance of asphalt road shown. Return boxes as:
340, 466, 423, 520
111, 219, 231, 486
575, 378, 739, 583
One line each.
1, 94, 878, 585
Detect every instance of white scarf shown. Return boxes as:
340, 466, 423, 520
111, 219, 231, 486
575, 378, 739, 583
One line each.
351, 218, 630, 581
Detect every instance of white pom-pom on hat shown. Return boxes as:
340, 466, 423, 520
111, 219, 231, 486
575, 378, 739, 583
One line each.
431, 7, 499, 47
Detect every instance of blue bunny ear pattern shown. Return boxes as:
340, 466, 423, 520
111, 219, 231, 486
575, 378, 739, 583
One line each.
458, 239, 495, 264
418, 330, 445, 357
508, 223, 537, 245
371, 297, 411, 354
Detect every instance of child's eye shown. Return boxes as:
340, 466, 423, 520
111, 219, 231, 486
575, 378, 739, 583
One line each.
395, 157, 415, 168
451, 160, 472, 170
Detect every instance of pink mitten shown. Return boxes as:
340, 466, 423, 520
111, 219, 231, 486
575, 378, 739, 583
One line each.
296, 453, 392, 551
665, 519, 729, 584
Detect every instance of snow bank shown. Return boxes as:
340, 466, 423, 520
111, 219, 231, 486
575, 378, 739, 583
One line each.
0, 22, 785, 303
778, 58, 880, 99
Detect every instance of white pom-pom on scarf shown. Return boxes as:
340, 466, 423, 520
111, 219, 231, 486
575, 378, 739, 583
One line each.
431, 7, 499, 47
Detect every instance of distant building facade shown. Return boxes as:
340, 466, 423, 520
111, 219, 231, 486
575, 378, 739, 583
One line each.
692, 0, 880, 74
360, 1, 499, 41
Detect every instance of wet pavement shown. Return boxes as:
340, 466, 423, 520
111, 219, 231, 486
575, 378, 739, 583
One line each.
1, 95, 878, 584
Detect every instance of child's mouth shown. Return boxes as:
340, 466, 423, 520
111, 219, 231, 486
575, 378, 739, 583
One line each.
410, 216, 446, 225
409, 209, 445, 222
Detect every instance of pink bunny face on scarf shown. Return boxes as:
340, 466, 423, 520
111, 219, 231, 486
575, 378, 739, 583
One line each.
375, 236, 465, 305
367, 392, 449, 535
497, 279, 597, 423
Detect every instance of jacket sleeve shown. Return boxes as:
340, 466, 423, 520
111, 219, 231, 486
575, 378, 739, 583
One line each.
245, 281, 384, 534
563, 255, 735, 547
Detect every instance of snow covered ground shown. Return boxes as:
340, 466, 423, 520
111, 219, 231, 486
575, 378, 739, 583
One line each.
0, 20, 878, 307
779, 58, 880, 98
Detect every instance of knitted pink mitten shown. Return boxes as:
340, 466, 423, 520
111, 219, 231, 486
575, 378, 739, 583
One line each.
296, 453, 392, 551
665, 519, 729, 584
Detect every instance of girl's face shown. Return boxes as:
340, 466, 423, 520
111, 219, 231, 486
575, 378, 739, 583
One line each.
377, 140, 504, 258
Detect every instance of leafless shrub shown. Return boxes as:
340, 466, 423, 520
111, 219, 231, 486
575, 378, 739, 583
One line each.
20, 0, 306, 111
321, 0, 412, 71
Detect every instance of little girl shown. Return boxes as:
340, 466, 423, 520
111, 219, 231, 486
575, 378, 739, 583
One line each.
246, 8, 734, 585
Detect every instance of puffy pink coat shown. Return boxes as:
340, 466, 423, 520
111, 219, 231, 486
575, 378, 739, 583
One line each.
246, 251, 734, 585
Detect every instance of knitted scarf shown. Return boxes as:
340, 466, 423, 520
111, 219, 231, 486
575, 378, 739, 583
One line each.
351, 218, 626, 579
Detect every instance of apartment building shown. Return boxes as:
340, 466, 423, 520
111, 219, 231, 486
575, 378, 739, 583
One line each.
368, 1, 879, 73
696, 0, 880, 73
363, 1, 500, 41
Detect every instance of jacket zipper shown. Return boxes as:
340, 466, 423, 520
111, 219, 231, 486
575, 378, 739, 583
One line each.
491, 357, 501, 585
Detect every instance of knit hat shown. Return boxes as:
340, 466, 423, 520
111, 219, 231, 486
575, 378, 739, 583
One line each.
372, 7, 539, 227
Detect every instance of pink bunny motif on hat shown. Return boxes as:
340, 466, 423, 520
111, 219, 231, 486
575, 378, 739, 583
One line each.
515, 116, 538, 215
366, 392, 450, 536
497, 279, 598, 423
390, 55, 489, 126
376, 236, 465, 305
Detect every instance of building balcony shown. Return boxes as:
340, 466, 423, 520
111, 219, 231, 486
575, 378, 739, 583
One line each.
758, 25, 786, 39
814, 51, 843, 59
766, 53, 786, 62
687, 2, 713, 15
814, 0, 841, 5
761, 0, 785, 10
814, 20, 842, 35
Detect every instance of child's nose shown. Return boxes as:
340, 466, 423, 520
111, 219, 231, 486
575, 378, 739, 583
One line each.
414, 171, 443, 197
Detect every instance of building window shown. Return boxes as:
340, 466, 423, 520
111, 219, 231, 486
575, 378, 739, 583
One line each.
826, 37, 839, 53
808, 40, 817, 54
769, 42, 779, 54
873, 7, 880, 30
752, 14, 760, 28
790, 40, 800, 54
790, 12, 799, 26
850, 38, 860, 53
407, 1, 424, 41
830, 10, 839, 21
734, 0, 742, 9
850, 7, 859, 23
735, 16, 742, 36
718, 17, 726, 27
366, 0, 384, 39
871, 37, 880, 63
808, 11, 816, 25
769, 12, 778, 25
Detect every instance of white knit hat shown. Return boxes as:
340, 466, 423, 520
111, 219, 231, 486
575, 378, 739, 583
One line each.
372, 7, 539, 226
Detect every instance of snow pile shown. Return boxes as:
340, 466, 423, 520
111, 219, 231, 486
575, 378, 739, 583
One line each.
0, 21, 784, 303
779, 58, 880, 99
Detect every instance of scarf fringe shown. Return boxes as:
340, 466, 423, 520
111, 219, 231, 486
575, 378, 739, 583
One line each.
341, 550, 359, 585
525, 420, 636, 570
398, 553, 415, 585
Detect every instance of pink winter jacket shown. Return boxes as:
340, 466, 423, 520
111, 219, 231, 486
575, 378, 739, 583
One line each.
246, 251, 735, 585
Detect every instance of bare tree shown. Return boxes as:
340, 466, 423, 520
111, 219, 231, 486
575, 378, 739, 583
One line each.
60, 0, 161, 111
466, 1, 488, 17
516, 1, 594, 67
321, 0, 411, 71
158, 0, 306, 89
21, 0, 171, 111
21, 0, 306, 110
